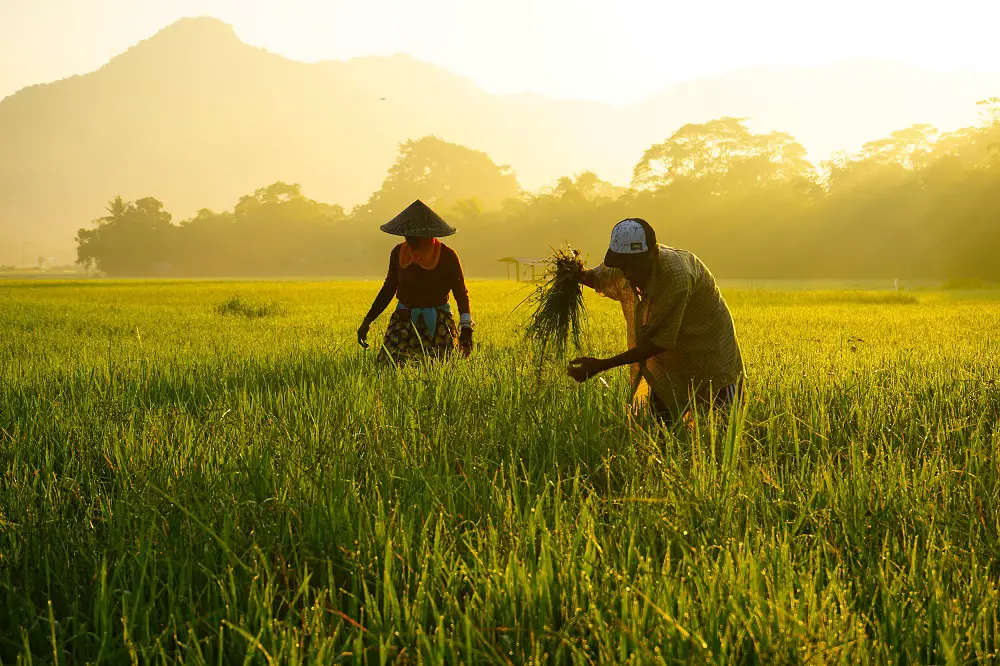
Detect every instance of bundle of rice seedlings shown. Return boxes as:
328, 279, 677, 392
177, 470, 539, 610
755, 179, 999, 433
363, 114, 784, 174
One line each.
523, 246, 587, 359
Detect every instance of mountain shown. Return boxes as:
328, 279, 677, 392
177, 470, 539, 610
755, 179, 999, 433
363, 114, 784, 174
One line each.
1, 16, 998, 267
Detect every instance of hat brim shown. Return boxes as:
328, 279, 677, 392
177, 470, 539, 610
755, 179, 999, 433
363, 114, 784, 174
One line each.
379, 224, 456, 238
604, 249, 645, 270
379, 200, 457, 237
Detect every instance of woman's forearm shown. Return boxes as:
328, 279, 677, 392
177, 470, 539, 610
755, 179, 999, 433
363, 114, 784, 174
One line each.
366, 246, 400, 323
364, 283, 396, 322
452, 254, 472, 316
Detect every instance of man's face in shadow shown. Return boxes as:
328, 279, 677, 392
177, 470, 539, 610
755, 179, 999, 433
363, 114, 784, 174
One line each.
608, 249, 656, 290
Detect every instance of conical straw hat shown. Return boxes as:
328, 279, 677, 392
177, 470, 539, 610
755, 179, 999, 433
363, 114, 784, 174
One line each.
379, 200, 457, 238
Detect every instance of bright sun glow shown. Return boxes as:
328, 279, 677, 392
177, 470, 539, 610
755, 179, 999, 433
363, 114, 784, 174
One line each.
3, 0, 999, 105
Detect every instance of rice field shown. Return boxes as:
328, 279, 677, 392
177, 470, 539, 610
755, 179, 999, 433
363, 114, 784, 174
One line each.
1, 279, 999, 664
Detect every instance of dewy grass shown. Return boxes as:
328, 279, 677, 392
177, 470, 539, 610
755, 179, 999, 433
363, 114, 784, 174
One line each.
523, 246, 587, 360
215, 294, 285, 318
1, 279, 999, 663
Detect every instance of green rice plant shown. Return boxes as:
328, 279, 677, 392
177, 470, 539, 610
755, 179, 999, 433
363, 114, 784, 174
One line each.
0, 279, 999, 663
215, 294, 285, 318
522, 246, 587, 360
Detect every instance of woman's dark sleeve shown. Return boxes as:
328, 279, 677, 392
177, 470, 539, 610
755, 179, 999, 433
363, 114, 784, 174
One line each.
451, 249, 471, 315
364, 246, 400, 322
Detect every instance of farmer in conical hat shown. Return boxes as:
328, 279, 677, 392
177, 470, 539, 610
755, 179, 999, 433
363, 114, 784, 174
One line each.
568, 218, 744, 424
358, 200, 474, 360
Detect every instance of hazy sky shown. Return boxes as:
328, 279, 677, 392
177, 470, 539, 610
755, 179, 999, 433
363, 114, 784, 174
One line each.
2, 0, 999, 105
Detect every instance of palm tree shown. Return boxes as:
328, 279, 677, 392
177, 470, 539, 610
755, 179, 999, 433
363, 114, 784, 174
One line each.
99, 196, 130, 225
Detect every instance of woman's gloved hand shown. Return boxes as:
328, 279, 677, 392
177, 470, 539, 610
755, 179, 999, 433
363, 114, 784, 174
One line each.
459, 327, 473, 357
357, 319, 371, 348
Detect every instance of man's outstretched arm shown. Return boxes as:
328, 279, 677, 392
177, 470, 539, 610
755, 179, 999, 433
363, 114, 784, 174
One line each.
568, 340, 665, 382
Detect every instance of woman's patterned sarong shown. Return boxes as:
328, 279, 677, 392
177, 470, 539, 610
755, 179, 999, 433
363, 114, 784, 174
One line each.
379, 305, 458, 362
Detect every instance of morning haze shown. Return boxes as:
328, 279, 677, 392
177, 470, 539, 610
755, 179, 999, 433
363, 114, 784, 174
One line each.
0, 6, 998, 276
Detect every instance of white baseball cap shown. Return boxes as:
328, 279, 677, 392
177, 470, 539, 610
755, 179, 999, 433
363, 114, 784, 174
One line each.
608, 219, 649, 254
605, 218, 653, 267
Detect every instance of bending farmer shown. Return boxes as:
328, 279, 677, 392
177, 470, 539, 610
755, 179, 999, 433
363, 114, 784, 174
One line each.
568, 218, 744, 424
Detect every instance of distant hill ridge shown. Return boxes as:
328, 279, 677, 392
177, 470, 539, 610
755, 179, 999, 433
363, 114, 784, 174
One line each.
1, 16, 998, 265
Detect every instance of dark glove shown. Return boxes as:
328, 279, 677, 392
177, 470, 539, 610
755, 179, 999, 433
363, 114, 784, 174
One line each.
357, 319, 371, 348
459, 327, 473, 358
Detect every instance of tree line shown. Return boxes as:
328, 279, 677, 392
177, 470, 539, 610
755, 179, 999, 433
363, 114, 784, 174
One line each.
76, 103, 1000, 280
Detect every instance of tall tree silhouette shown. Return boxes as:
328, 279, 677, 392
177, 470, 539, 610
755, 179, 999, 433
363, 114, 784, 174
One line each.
632, 118, 816, 193
359, 137, 520, 222
76, 197, 175, 274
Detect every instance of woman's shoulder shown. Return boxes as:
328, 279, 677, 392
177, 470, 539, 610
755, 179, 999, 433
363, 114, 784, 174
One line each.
438, 242, 460, 260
